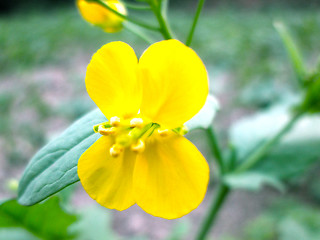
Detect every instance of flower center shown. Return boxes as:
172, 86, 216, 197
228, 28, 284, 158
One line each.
93, 116, 188, 157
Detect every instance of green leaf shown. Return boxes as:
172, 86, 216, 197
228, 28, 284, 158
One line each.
186, 95, 219, 131
223, 172, 285, 192
0, 197, 77, 240
18, 109, 107, 206
230, 101, 320, 181
274, 22, 306, 85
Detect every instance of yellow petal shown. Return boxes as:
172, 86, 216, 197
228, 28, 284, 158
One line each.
138, 40, 209, 129
133, 135, 209, 219
78, 136, 136, 211
85, 41, 141, 119
76, 0, 126, 33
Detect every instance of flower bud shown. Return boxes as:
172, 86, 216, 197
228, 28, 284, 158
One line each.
77, 0, 127, 33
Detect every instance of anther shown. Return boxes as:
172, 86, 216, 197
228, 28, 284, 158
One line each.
130, 118, 144, 128
131, 139, 145, 153
110, 144, 124, 157
110, 116, 121, 127
157, 129, 170, 137
98, 125, 116, 135
179, 125, 188, 135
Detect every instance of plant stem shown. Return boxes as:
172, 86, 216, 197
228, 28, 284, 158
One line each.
92, 0, 160, 31
196, 184, 230, 240
123, 22, 154, 44
186, 0, 206, 46
123, 2, 151, 10
236, 110, 304, 172
149, 0, 173, 39
207, 126, 225, 174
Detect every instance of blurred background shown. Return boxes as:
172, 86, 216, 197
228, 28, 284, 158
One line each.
1, 0, 320, 239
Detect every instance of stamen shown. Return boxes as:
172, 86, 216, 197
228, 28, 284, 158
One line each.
98, 125, 116, 135
93, 122, 111, 132
110, 144, 124, 157
179, 125, 189, 135
110, 116, 121, 127
131, 139, 145, 153
157, 129, 170, 137
130, 118, 144, 128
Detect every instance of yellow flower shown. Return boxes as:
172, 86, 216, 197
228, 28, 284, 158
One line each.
78, 40, 210, 219
76, 0, 126, 33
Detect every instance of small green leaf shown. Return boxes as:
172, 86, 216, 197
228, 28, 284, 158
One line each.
18, 109, 107, 206
186, 94, 219, 131
223, 172, 285, 192
274, 21, 306, 85
0, 197, 77, 240
299, 73, 320, 113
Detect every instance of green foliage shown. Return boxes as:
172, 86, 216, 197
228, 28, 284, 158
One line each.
0, 197, 77, 240
252, 200, 320, 240
18, 109, 107, 206
0, 8, 147, 74
222, 199, 320, 240
223, 172, 285, 192
230, 101, 320, 183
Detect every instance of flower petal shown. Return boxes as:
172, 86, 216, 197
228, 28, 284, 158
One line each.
85, 41, 141, 119
133, 135, 209, 219
139, 40, 209, 129
78, 136, 136, 211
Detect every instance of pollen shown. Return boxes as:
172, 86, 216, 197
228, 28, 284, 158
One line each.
110, 116, 121, 127
110, 144, 124, 157
130, 118, 144, 128
131, 139, 145, 153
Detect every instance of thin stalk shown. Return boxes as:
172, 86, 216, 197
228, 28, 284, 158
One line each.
149, 0, 173, 39
92, 0, 160, 31
236, 111, 304, 172
196, 184, 230, 240
123, 22, 155, 44
186, 0, 206, 46
207, 126, 225, 174
123, 2, 151, 10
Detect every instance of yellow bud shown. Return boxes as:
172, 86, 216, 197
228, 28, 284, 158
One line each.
110, 144, 124, 157
76, 0, 127, 33
98, 125, 116, 135
110, 116, 121, 127
131, 139, 145, 153
130, 118, 144, 128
